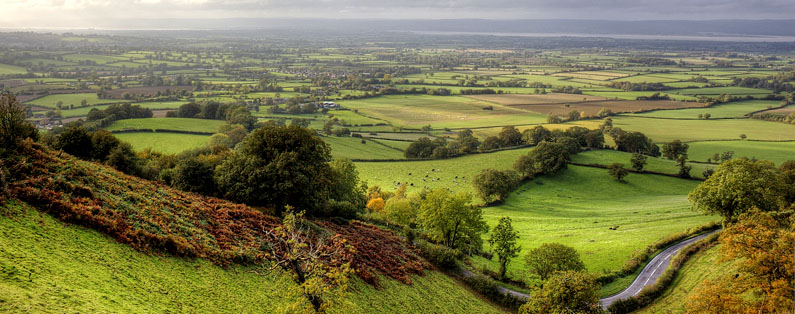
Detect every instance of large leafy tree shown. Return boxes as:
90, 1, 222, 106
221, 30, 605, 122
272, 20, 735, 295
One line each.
472, 168, 520, 204
519, 270, 601, 314
661, 139, 689, 160
524, 243, 585, 281
216, 124, 334, 216
489, 217, 521, 279
688, 158, 786, 222
418, 189, 487, 249
513, 141, 571, 177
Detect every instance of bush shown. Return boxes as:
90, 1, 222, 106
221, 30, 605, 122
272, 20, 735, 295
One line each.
460, 272, 525, 310
415, 239, 461, 269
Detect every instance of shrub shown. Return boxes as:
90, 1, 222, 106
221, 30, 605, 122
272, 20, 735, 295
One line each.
415, 239, 461, 269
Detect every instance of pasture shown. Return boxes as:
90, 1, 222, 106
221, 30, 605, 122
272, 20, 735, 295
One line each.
105, 118, 225, 133
323, 136, 406, 160
355, 147, 534, 198
611, 116, 795, 143
685, 140, 795, 165
571, 150, 715, 179
478, 165, 716, 277
341, 95, 547, 129
113, 132, 210, 154
27, 93, 129, 109
627, 100, 781, 119
0, 63, 28, 75
468, 93, 701, 116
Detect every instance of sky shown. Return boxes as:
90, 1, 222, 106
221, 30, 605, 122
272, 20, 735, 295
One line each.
2, 0, 795, 29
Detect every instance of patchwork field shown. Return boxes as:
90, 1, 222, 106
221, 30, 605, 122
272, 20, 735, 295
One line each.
27, 93, 130, 109
685, 140, 795, 165
469, 94, 702, 116
627, 100, 781, 119
342, 95, 547, 128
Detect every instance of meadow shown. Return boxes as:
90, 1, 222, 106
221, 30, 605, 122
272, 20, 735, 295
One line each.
27, 93, 129, 109
341, 95, 547, 129
323, 136, 406, 160
113, 132, 210, 154
0, 63, 28, 75
685, 140, 795, 165
477, 165, 717, 277
611, 116, 795, 142
571, 149, 715, 178
0, 202, 505, 314
627, 100, 781, 119
355, 147, 534, 198
105, 118, 225, 133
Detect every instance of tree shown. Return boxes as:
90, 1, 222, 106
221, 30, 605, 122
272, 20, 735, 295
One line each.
472, 169, 521, 204
489, 217, 521, 279
662, 139, 688, 160
522, 126, 551, 145
418, 189, 487, 249
327, 159, 367, 218
215, 124, 335, 216
0, 92, 37, 150
686, 210, 794, 313
498, 126, 523, 147
383, 193, 421, 226
366, 198, 385, 212
676, 155, 692, 178
546, 114, 563, 124
610, 128, 659, 156
177, 102, 201, 118
689, 158, 786, 222
479, 136, 502, 152
267, 210, 355, 313
519, 270, 601, 314
584, 129, 604, 149
630, 152, 647, 171
524, 243, 585, 281
455, 129, 480, 153
90, 130, 121, 162
513, 141, 571, 177
608, 163, 629, 182
106, 142, 141, 176
172, 157, 216, 195
56, 125, 93, 159
405, 137, 445, 159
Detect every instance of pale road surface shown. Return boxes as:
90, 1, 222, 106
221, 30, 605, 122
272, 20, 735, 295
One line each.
599, 230, 720, 309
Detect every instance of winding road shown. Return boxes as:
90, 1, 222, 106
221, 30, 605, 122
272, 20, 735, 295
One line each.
459, 230, 719, 308
599, 230, 720, 309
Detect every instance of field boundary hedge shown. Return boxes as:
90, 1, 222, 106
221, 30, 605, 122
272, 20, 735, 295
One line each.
569, 162, 706, 181
606, 232, 720, 314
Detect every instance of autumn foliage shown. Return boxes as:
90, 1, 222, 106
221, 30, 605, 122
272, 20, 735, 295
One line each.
6, 140, 426, 286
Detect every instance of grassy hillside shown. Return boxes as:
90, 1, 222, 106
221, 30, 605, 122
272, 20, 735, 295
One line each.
0, 202, 505, 314
1, 143, 504, 313
477, 165, 717, 277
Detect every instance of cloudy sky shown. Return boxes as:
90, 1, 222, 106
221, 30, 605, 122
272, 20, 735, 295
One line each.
2, 0, 795, 29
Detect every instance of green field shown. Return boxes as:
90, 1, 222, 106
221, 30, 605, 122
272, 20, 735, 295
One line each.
355, 147, 533, 198
686, 140, 795, 165
670, 86, 773, 96
324, 136, 406, 160
627, 100, 781, 119
114, 132, 210, 154
611, 116, 795, 143
637, 244, 740, 314
27, 93, 128, 109
105, 118, 225, 133
0, 63, 28, 75
0, 202, 505, 314
478, 165, 716, 277
342, 95, 547, 128
571, 149, 715, 178
53, 101, 187, 118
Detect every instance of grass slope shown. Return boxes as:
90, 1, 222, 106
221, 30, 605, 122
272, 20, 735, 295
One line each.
636, 244, 740, 314
611, 116, 795, 142
571, 149, 716, 179
479, 165, 717, 277
686, 140, 795, 165
0, 202, 505, 314
323, 136, 405, 160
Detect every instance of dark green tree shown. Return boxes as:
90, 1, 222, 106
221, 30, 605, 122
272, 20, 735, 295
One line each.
608, 163, 629, 182
630, 152, 647, 171
489, 217, 521, 279
524, 243, 585, 281
472, 169, 521, 204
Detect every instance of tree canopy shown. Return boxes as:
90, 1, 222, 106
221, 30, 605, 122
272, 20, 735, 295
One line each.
524, 242, 586, 281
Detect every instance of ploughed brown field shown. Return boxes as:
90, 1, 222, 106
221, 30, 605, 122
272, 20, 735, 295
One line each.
104, 85, 195, 98
466, 93, 704, 116
765, 105, 795, 115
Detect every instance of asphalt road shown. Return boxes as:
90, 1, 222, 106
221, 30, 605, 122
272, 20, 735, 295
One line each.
599, 230, 719, 309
